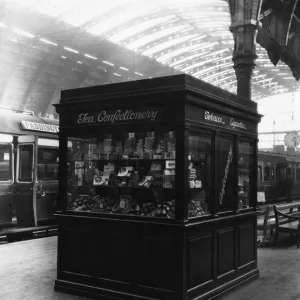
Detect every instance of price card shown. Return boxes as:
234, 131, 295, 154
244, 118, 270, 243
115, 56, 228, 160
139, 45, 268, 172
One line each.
165, 160, 176, 169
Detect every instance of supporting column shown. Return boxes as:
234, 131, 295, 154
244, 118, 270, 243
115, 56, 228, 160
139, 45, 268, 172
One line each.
228, 0, 263, 100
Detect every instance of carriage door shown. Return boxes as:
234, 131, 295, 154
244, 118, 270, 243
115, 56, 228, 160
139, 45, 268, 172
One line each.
15, 135, 37, 226
0, 134, 14, 225
36, 138, 59, 222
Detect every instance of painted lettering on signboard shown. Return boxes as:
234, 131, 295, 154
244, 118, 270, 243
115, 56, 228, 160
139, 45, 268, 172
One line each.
20, 121, 59, 133
204, 110, 247, 131
76, 109, 159, 125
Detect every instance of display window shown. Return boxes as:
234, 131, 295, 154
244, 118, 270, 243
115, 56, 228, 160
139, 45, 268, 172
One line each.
0, 144, 13, 182
37, 147, 59, 181
238, 141, 254, 209
218, 136, 234, 211
66, 131, 176, 219
187, 133, 212, 218
18, 144, 33, 182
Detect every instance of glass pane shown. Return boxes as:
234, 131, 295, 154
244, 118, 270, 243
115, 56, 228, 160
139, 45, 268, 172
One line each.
37, 147, 59, 180
257, 165, 262, 182
286, 167, 293, 180
19, 144, 33, 182
296, 168, 300, 181
187, 134, 212, 218
66, 131, 176, 219
264, 166, 271, 181
218, 137, 234, 211
238, 142, 253, 209
0, 144, 12, 181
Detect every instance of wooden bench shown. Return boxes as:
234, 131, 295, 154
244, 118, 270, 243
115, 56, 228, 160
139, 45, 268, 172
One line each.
273, 203, 300, 248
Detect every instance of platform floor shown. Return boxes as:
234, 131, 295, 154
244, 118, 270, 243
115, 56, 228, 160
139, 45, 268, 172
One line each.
0, 236, 300, 300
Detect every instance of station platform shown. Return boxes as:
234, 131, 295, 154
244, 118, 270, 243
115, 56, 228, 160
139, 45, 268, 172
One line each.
0, 236, 300, 300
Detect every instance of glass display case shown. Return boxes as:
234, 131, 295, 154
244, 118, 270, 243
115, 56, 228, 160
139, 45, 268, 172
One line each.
54, 74, 261, 300
66, 131, 177, 218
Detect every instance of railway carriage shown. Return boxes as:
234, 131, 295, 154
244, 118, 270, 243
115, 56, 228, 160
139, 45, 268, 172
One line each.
0, 108, 59, 227
257, 150, 300, 203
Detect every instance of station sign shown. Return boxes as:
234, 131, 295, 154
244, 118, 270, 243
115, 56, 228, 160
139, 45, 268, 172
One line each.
20, 121, 59, 133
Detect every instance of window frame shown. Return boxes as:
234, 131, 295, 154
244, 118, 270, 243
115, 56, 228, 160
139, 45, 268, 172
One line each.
296, 165, 300, 182
0, 142, 14, 184
187, 129, 213, 218
17, 143, 34, 183
37, 146, 59, 182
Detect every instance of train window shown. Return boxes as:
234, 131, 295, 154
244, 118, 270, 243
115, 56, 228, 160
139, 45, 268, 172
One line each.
0, 144, 12, 182
264, 165, 271, 181
286, 166, 293, 181
296, 166, 300, 181
18, 144, 33, 182
37, 147, 59, 181
257, 165, 262, 182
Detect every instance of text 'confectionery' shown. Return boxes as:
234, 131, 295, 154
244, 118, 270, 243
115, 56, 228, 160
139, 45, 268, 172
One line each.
77, 109, 159, 125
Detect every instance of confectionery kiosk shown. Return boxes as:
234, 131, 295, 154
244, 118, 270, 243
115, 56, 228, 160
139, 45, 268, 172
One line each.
54, 74, 261, 300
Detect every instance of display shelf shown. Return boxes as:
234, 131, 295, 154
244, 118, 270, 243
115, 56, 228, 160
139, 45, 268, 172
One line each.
69, 184, 176, 190
68, 159, 174, 163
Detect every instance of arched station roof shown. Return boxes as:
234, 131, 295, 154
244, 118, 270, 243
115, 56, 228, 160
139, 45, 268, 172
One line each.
0, 0, 299, 118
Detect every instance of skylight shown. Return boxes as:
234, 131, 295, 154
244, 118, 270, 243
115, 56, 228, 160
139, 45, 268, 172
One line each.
169, 53, 206, 67
87, 4, 156, 36
38, 0, 82, 17
194, 62, 233, 77
63, 2, 120, 27
103, 61, 114, 66
40, 38, 58, 46
126, 25, 189, 50
64, 47, 79, 54
157, 38, 207, 63
181, 53, 231, 72
13, 28, 35, 38
142, 34, 197, 56
84, 54, 97, 60
109, 15, 176, 43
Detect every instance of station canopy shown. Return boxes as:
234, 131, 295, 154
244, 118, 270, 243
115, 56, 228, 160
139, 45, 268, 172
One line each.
0, 0, 299, 117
